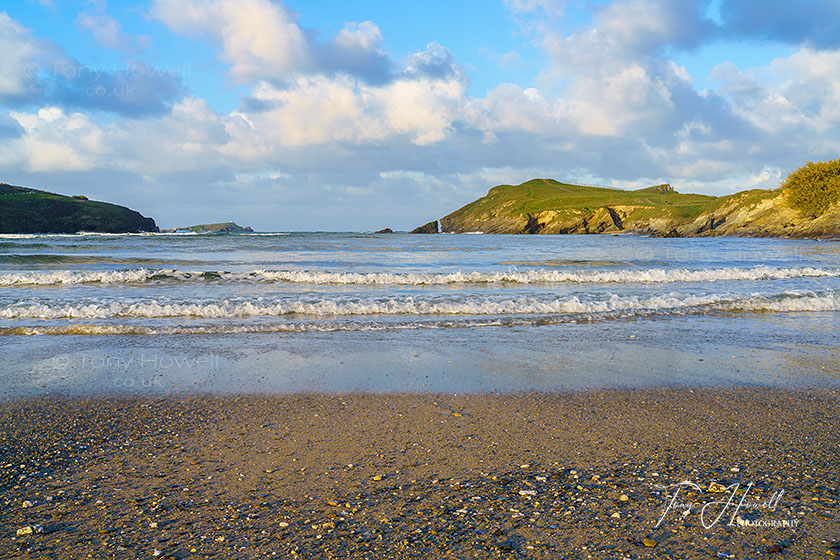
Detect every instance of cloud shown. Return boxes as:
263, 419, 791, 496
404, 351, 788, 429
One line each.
0, 112, 23, 138
402, 42, 462, 81
150, 0, 392, 84
0, 12, 183, 116
0, 13, 41, 100
710, 48, 840, 139
7, 107, 108, 172
41, 61, 184, 117
227, 64, 468, 150
75, 12, 150, 53
719, 0, 840, 48
504, 0, 564, 16
318, 21, 392, 84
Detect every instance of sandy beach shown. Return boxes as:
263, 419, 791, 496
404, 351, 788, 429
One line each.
1, 388, 838, 559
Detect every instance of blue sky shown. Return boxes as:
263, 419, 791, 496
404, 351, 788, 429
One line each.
1, 0, 839, 230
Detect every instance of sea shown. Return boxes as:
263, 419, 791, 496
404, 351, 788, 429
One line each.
1, 232, 838, 396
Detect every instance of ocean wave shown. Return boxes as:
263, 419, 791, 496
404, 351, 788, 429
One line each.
2, 292, 837, 336
1, 292, 836, 320
2, 265, 839, 286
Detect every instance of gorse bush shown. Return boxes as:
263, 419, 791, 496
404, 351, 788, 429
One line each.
782, 158, 840, 217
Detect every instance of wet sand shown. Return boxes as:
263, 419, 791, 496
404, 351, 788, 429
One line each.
1, 388, 839, 559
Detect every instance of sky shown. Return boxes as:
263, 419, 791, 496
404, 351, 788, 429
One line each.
1, 0, 839, 231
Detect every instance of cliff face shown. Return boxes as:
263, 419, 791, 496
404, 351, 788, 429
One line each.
430, 179, 840, 239
410, 220, 439, 234
0, 183, 158, 234
674, 190, 840, 238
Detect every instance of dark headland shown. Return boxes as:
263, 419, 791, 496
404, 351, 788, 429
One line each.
0, 183, 157, 234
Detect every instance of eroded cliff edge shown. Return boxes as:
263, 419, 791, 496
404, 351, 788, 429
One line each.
421, 176, 840, 238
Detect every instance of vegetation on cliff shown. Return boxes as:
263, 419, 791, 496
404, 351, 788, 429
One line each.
0, 183, 157, 234
782, 158, 840, 218
162, 222, 254, 233
423, 161, 840, 239
439, 179, 714, 234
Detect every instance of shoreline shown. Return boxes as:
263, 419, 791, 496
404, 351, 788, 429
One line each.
2, 387, 838, 558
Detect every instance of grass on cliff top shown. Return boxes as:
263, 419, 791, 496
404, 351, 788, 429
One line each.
447, 179, 716, 221
181, 222, 240, 232
782, 158, 840, 218
0, 184, 72, 200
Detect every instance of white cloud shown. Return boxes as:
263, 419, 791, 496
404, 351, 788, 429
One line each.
711, 48, 840, 134
0, 13, 39, 98
226, 70, 468, 150
75, 12, 149, 53
334, 21, 382, 52
151, 0, 311, 82
7, 107, 106, 172
469, 83, 565, 134
150, 0, 391, 84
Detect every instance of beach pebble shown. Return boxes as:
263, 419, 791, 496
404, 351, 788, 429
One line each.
372, 475, 383, 481
215, 536, 225, 542
611, 512, 620, 518
150, 522, 158, 528
22, 500, 33, 508
766, 542, 787, 553
619, 494, 629, 501
708, 482, 727, 493
519, 490, 536, 496
643, 538, 657, 547
16, 525, 40, 536
152, 551, 162, 557
278, 522, 289, 528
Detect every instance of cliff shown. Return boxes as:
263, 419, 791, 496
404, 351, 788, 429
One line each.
422, 174, 840, 239
0, 183, 157, 234
410, 221, 439, 234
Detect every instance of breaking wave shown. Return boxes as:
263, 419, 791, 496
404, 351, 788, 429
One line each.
1, 291, 837, 320
2, 265, 839, 287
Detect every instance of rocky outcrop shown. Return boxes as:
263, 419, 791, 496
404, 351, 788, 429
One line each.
675, 190, 840, 238
375, 228, 394, 234
162, 222, 253, 233
426, 178, 840, 239
410, 220, 439, 234
0, 183, 158, 233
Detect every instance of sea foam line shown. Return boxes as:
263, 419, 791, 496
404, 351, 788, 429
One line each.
1, 265, 839, 286
1, 292, 837, 320
2, 292, 838, 335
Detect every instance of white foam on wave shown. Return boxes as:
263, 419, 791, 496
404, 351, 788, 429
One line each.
2, 265, 839, 286
3, 292, 838, 336
2, 291, 837, 320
